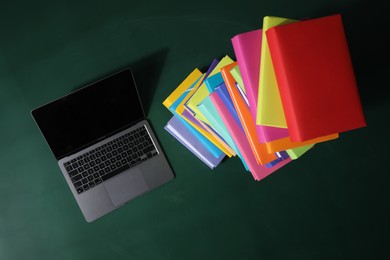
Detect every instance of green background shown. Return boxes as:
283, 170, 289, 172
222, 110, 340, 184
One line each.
1, 0, 389, 259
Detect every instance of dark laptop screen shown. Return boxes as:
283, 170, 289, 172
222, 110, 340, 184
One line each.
32, 69, 144, 159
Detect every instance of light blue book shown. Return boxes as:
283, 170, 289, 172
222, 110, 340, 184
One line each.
198, 96, 249, 171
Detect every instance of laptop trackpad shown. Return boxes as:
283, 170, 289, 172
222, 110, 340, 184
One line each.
104, 168, 149, 207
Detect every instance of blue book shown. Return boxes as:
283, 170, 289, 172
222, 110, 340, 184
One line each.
214, 83, 243, 131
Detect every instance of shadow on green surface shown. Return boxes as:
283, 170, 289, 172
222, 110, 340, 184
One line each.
128, 48, 170, 116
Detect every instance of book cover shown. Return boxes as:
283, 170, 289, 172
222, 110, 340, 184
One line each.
256, 16, 296, 128
229, 66, 245, 95
286, 145, 313, 160
221, 62, 278, 165
210, 91, 291, 181
266, 14, 366, 141
204, 73, 224, 93
165, 116, 225, 169
231, 28, 289, 143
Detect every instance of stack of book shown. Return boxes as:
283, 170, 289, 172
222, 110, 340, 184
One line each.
163, 14, 366, 181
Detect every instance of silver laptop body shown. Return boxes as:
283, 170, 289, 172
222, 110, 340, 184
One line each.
32, 68, 174, 222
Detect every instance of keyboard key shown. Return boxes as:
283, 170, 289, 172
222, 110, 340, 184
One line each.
68, 169, 78, 178
140, 129, 147, 136
143, 145, 155, 154
129, 160, 137, 167
101, 164, 130, 181
71, 174, 82, 183
77, 187, 84, 194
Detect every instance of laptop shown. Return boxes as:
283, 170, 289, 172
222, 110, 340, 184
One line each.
31, 68, 174, 222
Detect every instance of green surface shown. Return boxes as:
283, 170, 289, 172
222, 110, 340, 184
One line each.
1, 0, 389, 259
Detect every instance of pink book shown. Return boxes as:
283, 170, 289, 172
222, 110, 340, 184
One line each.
210, 91, 291, 181
231, 29, 288, 143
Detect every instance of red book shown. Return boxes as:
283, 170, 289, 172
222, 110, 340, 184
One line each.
266, 14, 366, 142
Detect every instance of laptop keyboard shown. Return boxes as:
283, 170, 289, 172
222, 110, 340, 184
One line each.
63, 125, 158, 194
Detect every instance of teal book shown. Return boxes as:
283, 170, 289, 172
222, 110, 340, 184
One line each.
198, 96, 249, 171
204, 73, 224, 93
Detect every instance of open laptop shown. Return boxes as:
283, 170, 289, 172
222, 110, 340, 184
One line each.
31, 68, 174, 222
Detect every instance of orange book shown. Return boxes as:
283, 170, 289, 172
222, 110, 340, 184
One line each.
221, 62, 276, 165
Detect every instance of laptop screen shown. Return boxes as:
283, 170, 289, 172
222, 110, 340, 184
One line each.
32, 69, 145, 160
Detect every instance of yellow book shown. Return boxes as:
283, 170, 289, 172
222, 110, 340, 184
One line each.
162, 69, 203, 109
286, 145, 313, 160
256, 16, 296, 127
230, 66, 246, 94
186, 55, 234, 124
